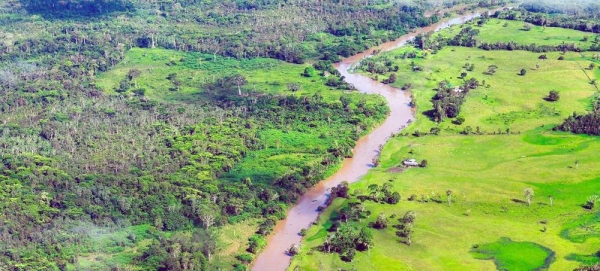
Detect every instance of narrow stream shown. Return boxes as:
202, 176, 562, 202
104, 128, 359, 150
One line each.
252, 10, 500, 271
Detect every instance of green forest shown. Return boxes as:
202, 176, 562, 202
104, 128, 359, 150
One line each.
4, 0, 600, 270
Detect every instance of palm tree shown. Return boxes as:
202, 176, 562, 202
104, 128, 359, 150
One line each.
524, 188, 534, 206
446, 190, 453, 206
231, 74, 247, 96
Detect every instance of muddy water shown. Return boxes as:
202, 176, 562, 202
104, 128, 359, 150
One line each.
252, 10, 498, 271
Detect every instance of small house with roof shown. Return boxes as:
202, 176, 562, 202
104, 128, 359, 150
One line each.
402, 159, 419, 167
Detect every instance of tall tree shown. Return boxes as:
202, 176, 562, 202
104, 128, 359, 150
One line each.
524, 188, 534, 206
231, 74, 247, 96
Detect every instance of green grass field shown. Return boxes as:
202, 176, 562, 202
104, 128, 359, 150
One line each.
437, 18, 597, 50
290, 22, 600, 271
96, 48, 341, 103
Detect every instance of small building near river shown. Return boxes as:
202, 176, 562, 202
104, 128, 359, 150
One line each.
402, 159, 419, 167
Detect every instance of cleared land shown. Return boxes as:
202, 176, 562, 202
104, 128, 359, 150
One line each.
290, 19, 600, 271
438, 18, 597, 50
96, 48, 336, 102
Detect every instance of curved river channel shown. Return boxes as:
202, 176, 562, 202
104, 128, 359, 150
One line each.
252, 10, 501, 271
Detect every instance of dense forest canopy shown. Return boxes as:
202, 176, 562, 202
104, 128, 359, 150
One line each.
18, 0, 134, 17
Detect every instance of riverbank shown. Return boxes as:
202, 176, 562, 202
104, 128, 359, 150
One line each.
288, 15, 600, 271
251, 8, 507, 271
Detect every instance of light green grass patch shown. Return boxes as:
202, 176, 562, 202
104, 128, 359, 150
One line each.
437, 18, 596, 50
471, 237, 555, 271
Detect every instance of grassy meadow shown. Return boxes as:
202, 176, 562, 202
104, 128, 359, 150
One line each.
96, 48, 343, 103
438, 18, 597, 50
290, 20, 600, 271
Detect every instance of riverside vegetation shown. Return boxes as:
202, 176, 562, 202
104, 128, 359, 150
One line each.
290, 4, 600, 271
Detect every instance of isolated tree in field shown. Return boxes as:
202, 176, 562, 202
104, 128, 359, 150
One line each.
547, 90, 560, 101
287, 83, 300, 92
302, 67, 313, 77
585, 195, 599, 210
519, 68, 527, 76
128, 68, 141, 87
117, 79, 130, 93
356, 228, 374, 251
399, 211, 416, 246
231, 74, 247, 96
446, 190, 453, 206
402, 210, 416, 224
373, 213, 388, 229
368, 184, 381, 201
485, 65, 498, 75
524, 188, 534, 206
590, 63, 596, 70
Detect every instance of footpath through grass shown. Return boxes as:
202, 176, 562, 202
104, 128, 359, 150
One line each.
290, 20, 600, 271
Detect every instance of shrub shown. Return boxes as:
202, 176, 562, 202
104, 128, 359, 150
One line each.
547, 90, 560, 102
299, 229, 307, 236
237, 253, 253, 264
519, 68, 527, 76
453, 116, 465, 125
287, 244, 300, 256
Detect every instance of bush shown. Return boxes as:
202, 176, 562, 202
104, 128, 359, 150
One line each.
247, 235, 267, 254
452, 116, 465, 125
419, 160, 428, 168
287, 244, 300, 256
547, 90, 560, 102
236, 253, 253, 264
299, 229, 307, 236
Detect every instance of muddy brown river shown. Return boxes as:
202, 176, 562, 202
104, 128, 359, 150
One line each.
252, 9, 502, 271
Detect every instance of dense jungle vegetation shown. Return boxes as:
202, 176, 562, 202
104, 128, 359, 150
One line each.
0, 0, 508, 270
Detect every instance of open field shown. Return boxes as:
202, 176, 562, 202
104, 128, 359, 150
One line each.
437, 18, 597, 50
290, 22, 600, 271
367, 47, 597, 133
96, 48, 337, 103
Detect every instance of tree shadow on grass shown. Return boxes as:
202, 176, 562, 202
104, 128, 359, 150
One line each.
422, 109, 437, 122
511, 198, 527, 205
